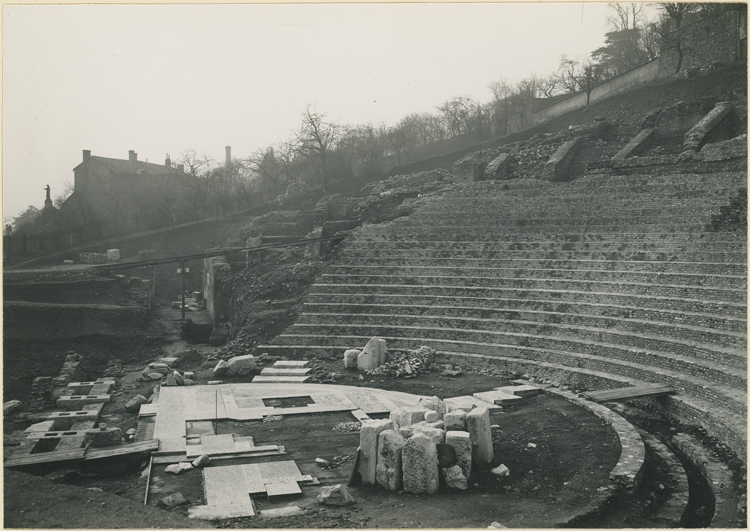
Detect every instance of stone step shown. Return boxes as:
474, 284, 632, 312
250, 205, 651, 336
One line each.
308, 284, 747, 317
336, 256, 747, 275
283, 322, 746, 387
348, 230, 744, 243
318, 275, 747, 303
325, 265, 747, 289
251, 375, 311, 384
668, 433, 743, 528
264, 335, 747, 414
635, 429, 690, 527
296, 311, 747, 353
302, 297, 746, 333
472, 390, 523, 406
340, 248, 747, 262
300, 303, 747, 348
272, 360, 311, 368
342, 238, 746, 252
259, 368, 312, 376
494, 385, 543, 397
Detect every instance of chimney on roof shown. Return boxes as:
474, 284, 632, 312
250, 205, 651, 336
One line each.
225, 146, 231, 169
129, 150, 137, 163
165, 154, 171, 168
83, 149, 91, 162
177, 163, 185, 173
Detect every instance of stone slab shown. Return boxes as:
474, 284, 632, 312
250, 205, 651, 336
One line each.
40, 410, 101, 421
444, 395, 502, 410
189, 466, 257, 520
345, 392, 391, 415
264, 480, 302, 499
494, 385, 542, 397
56, 395, 110, 408
272, 361, 311, 368
260, 368, 312, 376
473, 390, 522, 406
260, 506, 304, 518
252, 375, 311, 384
138, 404, 158, 417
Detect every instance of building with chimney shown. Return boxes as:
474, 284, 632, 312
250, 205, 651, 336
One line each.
62, 149, 198, 236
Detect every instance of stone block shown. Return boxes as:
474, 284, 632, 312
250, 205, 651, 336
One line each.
494, 385, 541, 397
173, 371, 185, 386
4, 400, 22, 416
357, 337, 387, 371
398, 426, 415, 439
444, 410, 467, 431
344, 349, 361, 369
484, 152, 511, 180
413, 424, 445, 446
446, 430, 472, 482
192, 454, 211, 468
165, 374, 177, 386
358, 419, 394, 485
227, 354, 255, 375
165, 462, 193, 474
391, 406, 430, 429
106, 249, 120, 261
375, 430, 405, 491
84, 427, 123, 447
317, 484, 355, 506
541, 137, 582, 182
466, 407, 493, 468
125, 395, 148, 413
473, 390, 522, 407
442, 464, 468, 490
418, 396, 446, 420
490, 463, 509, 477
402, 434, 439, 494
158, 492, 188, 508
424, 411, 438, 423
213, 360, 230, 377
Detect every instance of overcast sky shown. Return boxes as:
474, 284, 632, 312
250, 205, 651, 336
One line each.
3, 2, 617, 219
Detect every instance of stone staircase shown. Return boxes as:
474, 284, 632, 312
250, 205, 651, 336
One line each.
257, 171, 747, 474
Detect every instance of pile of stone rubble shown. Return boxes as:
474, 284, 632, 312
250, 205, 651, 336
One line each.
343, 337, 436, 378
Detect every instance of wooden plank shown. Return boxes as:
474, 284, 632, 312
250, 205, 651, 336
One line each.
5, 449, 87, 467
583, 385, 676, 402
84, 439, 159, 460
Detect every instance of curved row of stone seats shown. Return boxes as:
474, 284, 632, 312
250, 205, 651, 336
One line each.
271, 329, 744, 410
308, 283, 744, 324
303, 294, 746, 334
257, 171, 747, 463
279, 319, 746, 391
318, 273, 746, 304
325, 264, 746, 289
339, 256, 746, 275
341, 247, 747, 263
298, 303, 746, 359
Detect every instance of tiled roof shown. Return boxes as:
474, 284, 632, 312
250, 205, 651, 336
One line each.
76, 156, 182, 175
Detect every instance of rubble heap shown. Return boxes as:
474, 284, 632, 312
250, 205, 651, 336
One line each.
343, 337, 436, 378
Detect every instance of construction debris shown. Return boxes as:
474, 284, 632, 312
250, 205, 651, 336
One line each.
366, 346, 436, 378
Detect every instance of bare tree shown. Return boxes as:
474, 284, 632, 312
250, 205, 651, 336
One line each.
293, 105, 339, 191
657, 2, 694, 29
556, 56, 605, 104
437, 96, 475, 141
607, 2, 646, 30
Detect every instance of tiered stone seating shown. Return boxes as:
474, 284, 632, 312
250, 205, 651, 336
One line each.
257, 171, 747, 463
